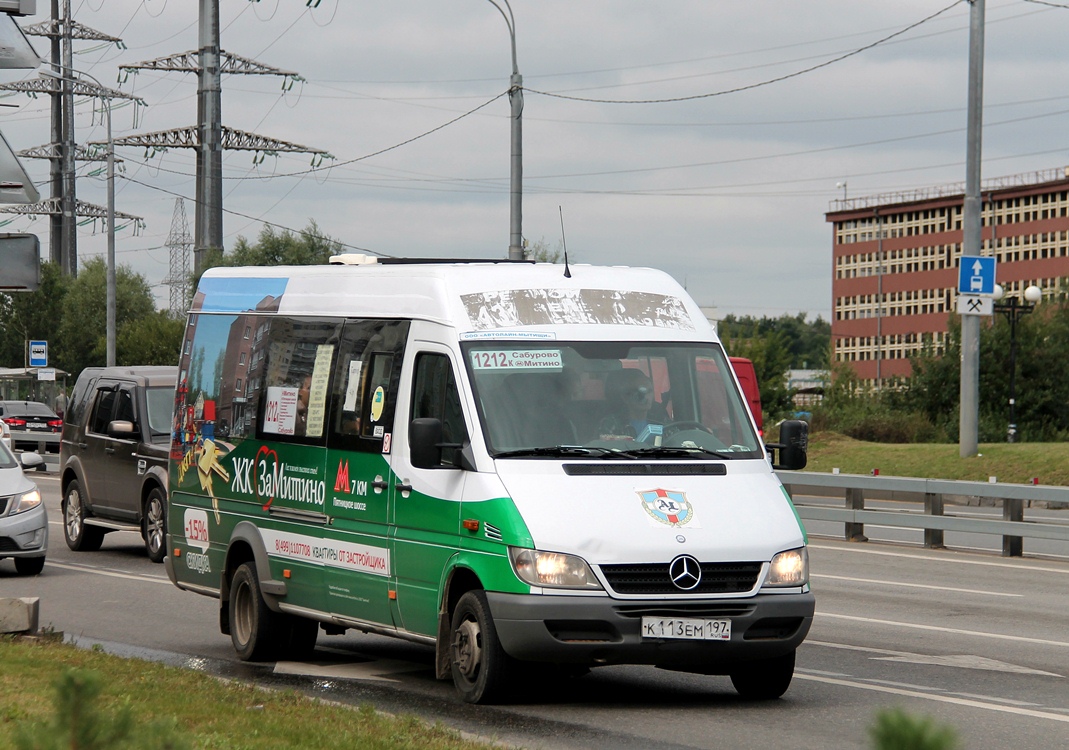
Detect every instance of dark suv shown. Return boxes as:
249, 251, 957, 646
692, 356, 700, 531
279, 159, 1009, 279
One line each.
59, 366, 177, 562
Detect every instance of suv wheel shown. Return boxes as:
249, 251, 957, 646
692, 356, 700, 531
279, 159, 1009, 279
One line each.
63, 479, 104, 552
143, 487, 167, 563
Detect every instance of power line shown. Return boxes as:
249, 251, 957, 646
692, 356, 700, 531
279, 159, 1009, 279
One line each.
523, 0, 965, 105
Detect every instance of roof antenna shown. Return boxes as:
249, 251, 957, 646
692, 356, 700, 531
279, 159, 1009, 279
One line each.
559, 206, 572, 278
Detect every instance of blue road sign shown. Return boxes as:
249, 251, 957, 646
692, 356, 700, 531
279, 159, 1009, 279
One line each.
958, 255, 996, 295
28, 340, 47, 367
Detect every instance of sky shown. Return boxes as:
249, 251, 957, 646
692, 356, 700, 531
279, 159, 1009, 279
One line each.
1, 0, 1067, 320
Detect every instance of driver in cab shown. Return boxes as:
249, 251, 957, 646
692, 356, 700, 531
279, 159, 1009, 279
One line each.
599, 369, 663, 444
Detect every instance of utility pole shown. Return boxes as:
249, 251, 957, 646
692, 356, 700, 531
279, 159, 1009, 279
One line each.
959, 0, 985, 458
196, 0, 221, 275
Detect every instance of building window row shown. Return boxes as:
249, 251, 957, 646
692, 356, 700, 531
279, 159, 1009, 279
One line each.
836, 191, 1069, 245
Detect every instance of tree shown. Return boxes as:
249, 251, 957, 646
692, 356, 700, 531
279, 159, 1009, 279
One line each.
196, 220, 344, 287
524, 236, 567, 263
117, 311, 185, 366
717, 313, 831, 370
0, 262, 69, 368
54, 257, 156, 375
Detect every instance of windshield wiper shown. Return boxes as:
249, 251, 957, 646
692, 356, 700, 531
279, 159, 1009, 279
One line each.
617, 446, 735, 460
493, 446, 622, 459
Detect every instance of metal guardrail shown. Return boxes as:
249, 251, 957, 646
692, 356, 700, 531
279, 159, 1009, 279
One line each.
8, 430, 59, 448
777, 470, 1069, 557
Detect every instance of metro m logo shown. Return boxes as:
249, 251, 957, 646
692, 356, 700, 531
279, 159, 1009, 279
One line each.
334, 459, 350, 492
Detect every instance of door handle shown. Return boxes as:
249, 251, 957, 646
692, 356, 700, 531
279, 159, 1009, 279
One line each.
371, 479, 390, 490
395, 482, 413, 493
104, 447, 115, 454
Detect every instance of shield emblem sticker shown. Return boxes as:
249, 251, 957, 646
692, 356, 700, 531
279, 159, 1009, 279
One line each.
639, 488, 699, 528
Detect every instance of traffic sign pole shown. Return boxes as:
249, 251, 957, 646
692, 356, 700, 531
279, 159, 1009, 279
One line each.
960, 0, 985, 459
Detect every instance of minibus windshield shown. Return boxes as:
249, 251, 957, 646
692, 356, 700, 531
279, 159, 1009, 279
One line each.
462, 341, 763, 459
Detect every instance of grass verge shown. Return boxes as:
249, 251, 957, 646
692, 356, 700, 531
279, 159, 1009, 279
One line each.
805, 431, 1069, 486
0, 636, 495, 750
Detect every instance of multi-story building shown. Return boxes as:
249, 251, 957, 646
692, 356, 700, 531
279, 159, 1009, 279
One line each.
826, 167, 1069, 385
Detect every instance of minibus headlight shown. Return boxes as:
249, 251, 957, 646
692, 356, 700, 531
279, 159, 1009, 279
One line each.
766, 547, 808, 587
509, 548, 603, 589
9, 488, 42, 515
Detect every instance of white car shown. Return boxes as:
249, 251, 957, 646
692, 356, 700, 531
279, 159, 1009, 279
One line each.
0, 439, 47, 575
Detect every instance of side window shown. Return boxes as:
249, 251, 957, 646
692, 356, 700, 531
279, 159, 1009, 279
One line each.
256, 317, 342, 445
90, 389, 117, 434
114, 389, 136, 425
328, 319, 409, 452
412, 353, 468, 445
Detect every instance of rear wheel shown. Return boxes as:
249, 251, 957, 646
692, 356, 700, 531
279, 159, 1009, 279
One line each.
62, 480, 104, 552
142, 487, 167, 563
229, 562, 295, 661
14, 556, 45, 576
450, 590, 514, 704
729, 650, 796, 700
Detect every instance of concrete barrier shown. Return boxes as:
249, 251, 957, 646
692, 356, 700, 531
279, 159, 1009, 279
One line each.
0, 597, 40, 634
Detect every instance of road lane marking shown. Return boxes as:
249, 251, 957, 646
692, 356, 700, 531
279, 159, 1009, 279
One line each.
810, 542, 1069, 574
43, 560, 171, 584
807, 639, 1061, 677
811, 573, 1022, 597
818, 612, 1069, 649
796, 672, 1069, 724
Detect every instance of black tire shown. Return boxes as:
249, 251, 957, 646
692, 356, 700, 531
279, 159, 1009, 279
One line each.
62, 479, 104, 552
729, 650, 796, 700
14, 556, 45, 576
229, 561, 288, 661
143, 487, 167, 564
450, 590, 514, 704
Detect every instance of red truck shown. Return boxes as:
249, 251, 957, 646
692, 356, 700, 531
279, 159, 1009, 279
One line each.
729, 357, 764, 435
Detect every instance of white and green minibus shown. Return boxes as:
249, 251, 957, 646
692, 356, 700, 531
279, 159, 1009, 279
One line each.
165, 256, 813, 703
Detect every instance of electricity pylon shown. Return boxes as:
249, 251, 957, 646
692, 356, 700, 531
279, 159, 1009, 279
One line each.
164, 198, 192, 317
118, 0, 331, 275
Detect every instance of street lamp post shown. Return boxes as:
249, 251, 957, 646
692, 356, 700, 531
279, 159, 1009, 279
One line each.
485, 0, 523, 260
992, 283, 1041, 443
42, 66, 116, 367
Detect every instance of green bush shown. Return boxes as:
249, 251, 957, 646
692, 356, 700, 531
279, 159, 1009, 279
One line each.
869, 707, 958, 750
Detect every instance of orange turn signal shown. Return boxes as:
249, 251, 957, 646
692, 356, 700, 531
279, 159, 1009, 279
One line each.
462, 519, 480, 532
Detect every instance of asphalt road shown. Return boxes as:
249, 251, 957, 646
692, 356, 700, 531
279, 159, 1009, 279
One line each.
2, 474, 1067, 749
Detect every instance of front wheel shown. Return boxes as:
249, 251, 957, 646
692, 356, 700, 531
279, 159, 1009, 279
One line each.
14, 556, 45, 576
143, 487, 167, 563
450, 590, 514, 704
63, 479, 104, 552
729, 650, 796, 700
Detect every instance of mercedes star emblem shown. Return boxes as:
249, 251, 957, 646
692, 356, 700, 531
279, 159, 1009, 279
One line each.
668, 554, 702, 591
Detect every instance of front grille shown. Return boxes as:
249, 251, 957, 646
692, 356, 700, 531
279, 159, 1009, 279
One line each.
600, 561, 762, 595
0, 496, 9, 515
0, 536, 20, 552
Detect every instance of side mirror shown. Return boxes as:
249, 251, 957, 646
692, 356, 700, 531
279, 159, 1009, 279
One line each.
766, 419, 808, 471
19, 451, 44, 471
410, 418, 443, 469
108, 420, 135, 437
410, 418, 473, 471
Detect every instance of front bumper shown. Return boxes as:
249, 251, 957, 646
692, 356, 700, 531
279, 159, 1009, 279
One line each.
486, 591, 814, 673
0, 502, 48, 558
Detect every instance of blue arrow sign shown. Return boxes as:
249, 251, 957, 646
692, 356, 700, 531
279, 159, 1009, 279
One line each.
958, 255, 996, 296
